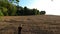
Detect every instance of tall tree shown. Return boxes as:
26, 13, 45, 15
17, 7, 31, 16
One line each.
24, 6, 28, 15
16, 6, 24, 16
37, 10, 40, 15
32, 9, 37, 15
0, 0, 18, 16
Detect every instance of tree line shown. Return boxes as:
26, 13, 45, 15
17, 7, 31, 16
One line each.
16, 6, 46, 16
0, 0, 46, 16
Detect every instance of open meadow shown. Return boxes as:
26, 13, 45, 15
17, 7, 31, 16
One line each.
0, 15, 60, 34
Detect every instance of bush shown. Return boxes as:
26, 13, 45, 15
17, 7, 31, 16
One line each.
40, 11, 46, 15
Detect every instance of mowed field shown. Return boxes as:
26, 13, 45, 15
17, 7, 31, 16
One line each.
0, 15, 60, 34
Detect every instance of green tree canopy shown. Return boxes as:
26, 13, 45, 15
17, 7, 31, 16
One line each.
40, 11, 46, 15
0, 0, 17, 16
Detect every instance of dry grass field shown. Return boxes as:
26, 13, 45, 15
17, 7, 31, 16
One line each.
0, 15, 60, 34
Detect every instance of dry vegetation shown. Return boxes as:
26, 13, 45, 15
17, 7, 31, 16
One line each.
0, 15, 60, 34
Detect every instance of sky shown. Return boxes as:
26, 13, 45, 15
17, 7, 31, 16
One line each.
19, 0, 60, 15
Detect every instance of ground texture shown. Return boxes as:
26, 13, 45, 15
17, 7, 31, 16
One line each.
0, 15, 60, 34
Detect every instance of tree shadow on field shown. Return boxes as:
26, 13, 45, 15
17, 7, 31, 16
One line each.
30, 26, 54, 34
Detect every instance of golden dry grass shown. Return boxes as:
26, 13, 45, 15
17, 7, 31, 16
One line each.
0, 15, 60, 34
